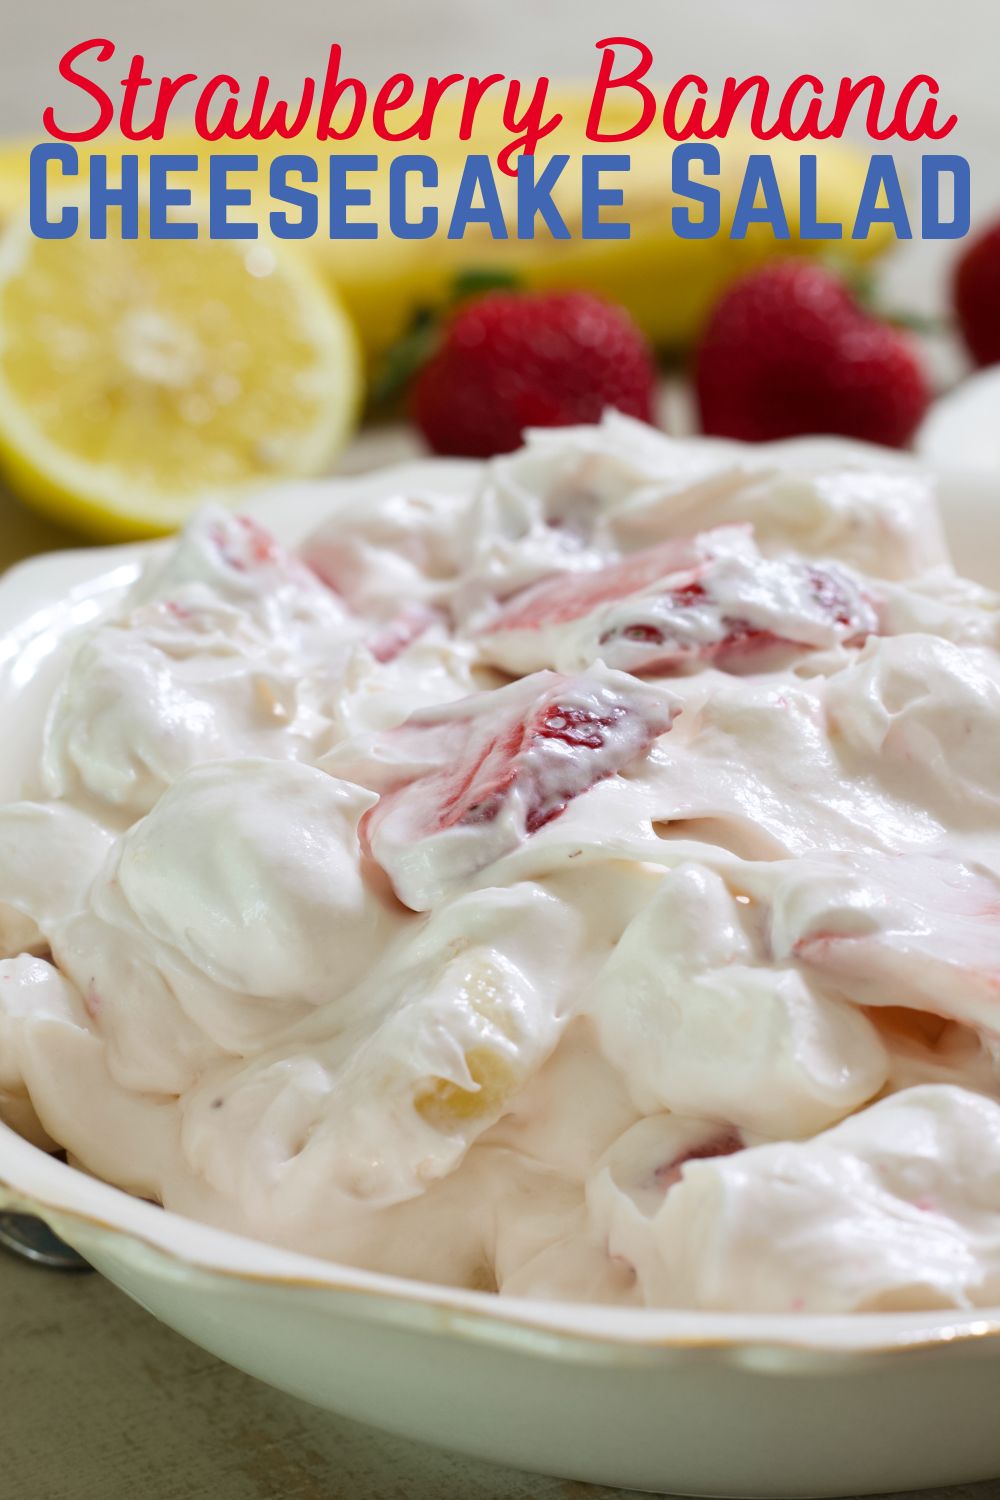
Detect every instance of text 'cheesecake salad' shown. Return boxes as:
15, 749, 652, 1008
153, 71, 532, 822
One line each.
3, 413, 1000, 1314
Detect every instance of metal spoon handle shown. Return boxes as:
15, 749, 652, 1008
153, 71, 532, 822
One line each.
0, 1211, 92, 1270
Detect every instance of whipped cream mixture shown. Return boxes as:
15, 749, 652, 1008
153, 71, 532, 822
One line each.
3, 414, 1000, 1314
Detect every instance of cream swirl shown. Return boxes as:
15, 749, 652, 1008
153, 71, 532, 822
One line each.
1, 417, 998, 1314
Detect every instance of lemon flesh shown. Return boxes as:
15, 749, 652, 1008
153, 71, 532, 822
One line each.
0, 211, 362, 539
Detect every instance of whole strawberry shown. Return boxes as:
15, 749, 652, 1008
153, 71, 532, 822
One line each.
954, 220, 1000, 367
695, 261, 929, 448
412, 291, 657, 457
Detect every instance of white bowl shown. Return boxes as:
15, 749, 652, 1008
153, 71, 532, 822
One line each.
917, 366, 1000, 476
4, 452, 1000, 1499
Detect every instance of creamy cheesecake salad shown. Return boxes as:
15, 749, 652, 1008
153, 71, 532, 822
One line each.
3, 414, 1000, 1314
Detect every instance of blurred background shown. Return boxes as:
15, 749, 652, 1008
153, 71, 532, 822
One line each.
8, 0, 996, 311
0, 0, 997, 565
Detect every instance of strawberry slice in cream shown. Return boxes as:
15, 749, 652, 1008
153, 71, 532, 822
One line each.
4, 416, 1000, 1316
328, 665, 678, 909
769, 852, 1000, 1034
476, 526, 878, 677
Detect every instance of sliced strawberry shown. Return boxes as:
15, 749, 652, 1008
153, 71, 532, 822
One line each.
654, 1127, 744, 1192
489, 537, 704, 631
478, 531, 878, 678
336, 668, 677, 910
209, 514, 282, 573
368, 605, 439, 664
771, 853, 1000, 1033
432, 696, 647, 836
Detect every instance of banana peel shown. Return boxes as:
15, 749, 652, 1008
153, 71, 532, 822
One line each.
0, 88, 893, 365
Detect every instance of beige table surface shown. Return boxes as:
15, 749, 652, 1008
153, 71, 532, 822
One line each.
1, 1248, 999, 1500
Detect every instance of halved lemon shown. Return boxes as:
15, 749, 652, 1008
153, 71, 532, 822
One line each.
0, 207, 362, 539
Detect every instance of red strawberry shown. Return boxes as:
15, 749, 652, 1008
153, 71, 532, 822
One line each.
772, 853, 1000, 1033
209, 514, 282, 572
335, 669, 676, 909
487, 537, 702, 632
411, 291, 657, 458
694, 261, 930, 448
654, 1128, 744, 1191
954, 219, 1000, 367
479, 528, 878, 678
367, 604, 438, 663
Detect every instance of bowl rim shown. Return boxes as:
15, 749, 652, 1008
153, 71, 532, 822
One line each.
4, 1120, 1000, 1362
5, 439, 1000, 1366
